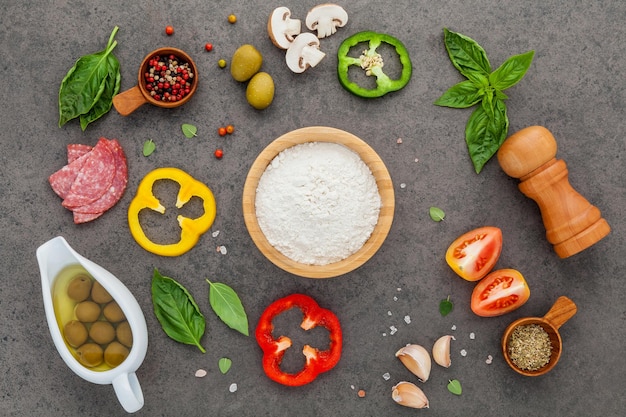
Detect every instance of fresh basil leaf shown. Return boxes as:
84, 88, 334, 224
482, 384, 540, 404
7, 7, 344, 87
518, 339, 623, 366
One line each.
79, 53, 121, 130
218, 357, 232, 374
182, 123, 198, 138
59, 27, 119, 128
429, 206, 446, 222
152, 269, 206, 353
143, 139, 156, 156
434, 80, 483, 108
439, 296, 454, 316
481, 89, 495, 120
465, 99, 509, 173
489, 50, 535, 91
443, 28, 491, 79
447, 379, 462, 395
206, 279, 249, 336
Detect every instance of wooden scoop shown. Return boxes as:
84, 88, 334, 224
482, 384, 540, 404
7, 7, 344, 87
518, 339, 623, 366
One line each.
113, 47, 198, 116
501, 296, 577, 377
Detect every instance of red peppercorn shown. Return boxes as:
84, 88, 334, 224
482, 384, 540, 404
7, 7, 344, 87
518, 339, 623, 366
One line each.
226, 125, 234, 134
165, 25, 174, 36
214, 149, 224, 159
205, 43, 213, 52
218, 127, 227, 137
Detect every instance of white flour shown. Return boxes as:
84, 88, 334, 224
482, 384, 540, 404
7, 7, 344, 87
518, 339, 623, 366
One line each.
255, 141, 381, 265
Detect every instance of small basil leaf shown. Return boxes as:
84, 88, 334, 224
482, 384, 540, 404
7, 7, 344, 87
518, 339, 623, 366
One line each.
152, 269, 206, 353
443, 28, 491, 79
489, 50, 535, 91
434, 80, 482, 108
465, 99, 509, 173
143, 139, 156, 156
439, 296, 454, 316
206, 279, 249, 336
429, 207, 446, 222
447, 379, 462, 395
182, 123, 198, 138
218, 357, 232, 374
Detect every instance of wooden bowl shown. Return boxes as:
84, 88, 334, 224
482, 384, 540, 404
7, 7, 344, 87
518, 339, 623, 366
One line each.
113, 47, 198, 116
242, 126, 395, 278
501, 296, 577, 376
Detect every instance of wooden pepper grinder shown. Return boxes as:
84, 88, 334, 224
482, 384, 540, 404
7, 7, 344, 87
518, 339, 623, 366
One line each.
497, 126, 610, 258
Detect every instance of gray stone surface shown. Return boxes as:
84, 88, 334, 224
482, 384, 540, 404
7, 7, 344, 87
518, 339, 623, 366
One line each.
1, 1, 624, 416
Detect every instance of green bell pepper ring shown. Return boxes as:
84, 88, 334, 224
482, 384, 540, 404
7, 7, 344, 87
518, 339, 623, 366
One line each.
337, 31, 412, 98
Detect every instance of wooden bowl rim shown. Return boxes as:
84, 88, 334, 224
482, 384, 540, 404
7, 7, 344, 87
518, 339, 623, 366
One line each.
137, 47, 198, 108
242, 126, 395, 278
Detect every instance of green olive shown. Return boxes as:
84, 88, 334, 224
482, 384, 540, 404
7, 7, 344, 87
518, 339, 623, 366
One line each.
75, 301, 101, 323
75, 343, 103, 368
63, 320, 88, 348
231, 44, 263, 82
104, 341, 130, 368
116, 321, 133, 348
67, 274, 93, 302
89, 321, 116, 345
103, 301, 126, 323
246, 72, 274, 110
91, 281, 113, 304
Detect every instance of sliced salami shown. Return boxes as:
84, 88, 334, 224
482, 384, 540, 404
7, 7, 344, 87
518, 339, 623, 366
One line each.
72, 139, 128, 215
61, 138, 116, 209
73, 211, 104, 224
48, 151, 91, 199
67, 144, 92, 164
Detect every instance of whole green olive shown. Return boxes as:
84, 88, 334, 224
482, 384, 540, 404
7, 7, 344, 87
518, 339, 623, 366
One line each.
231, 44, 263, 82
116, 321, 133, 348
104, 341, 130, 368
89, 321, 116, 345
75, 301, 101, 323
91, 281, 113, 304
76, 343, 103, 368
67, 274, 93, 302
103, 301, 126, 323
246, 72, 274, 110
63, 320, 88, 348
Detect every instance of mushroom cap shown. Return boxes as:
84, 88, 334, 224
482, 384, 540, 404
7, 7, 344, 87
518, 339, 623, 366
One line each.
268, 6, 302, 49
305, 3, 348, 38
285, 32, 325, 73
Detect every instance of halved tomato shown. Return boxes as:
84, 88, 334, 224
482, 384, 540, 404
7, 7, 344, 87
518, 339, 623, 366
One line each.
445, 226, 502, 281
471, 269, 530, 317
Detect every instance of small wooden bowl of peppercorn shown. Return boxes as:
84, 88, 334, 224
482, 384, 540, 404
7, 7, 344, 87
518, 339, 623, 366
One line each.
113, 47, 198, 116
501, 296, 577, 376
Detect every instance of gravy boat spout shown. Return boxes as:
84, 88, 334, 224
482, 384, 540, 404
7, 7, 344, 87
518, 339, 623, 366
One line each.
37, 236, 148, 413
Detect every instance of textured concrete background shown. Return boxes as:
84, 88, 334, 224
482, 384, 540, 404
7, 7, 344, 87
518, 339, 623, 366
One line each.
1, 1, 625, 416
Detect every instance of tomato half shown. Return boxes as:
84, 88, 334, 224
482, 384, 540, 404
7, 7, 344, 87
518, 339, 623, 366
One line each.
445, 226, 502, 281
471, 269, 530, 317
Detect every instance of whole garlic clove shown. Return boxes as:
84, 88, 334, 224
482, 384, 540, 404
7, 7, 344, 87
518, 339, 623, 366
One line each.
392, 381, 429, 409
395, 344, 431, 382
433, 335, 455, 368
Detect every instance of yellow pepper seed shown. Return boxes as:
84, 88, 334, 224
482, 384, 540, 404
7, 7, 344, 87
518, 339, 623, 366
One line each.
218, 59, 227, 68
228, 14, 237, 24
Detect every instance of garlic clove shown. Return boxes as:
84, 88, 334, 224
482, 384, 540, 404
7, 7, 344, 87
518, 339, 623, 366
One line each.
392, 381, 429, 409
395, 344, 431, 382
432, 335, 455, 368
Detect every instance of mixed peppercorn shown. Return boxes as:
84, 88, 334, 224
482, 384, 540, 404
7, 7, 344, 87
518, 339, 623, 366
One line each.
144, 54, 194, 102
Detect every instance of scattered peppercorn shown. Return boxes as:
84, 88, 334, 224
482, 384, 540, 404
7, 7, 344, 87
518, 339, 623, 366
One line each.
165, 25, 174, 36
214, 149, 224, 159
357, 389, 366, 398
226, 124, 235, 134
218, 127, 227, 137
228, 14, 237, 24
205, 43, 213, 52
218, 59, 227, 68
144, 54, 194, 102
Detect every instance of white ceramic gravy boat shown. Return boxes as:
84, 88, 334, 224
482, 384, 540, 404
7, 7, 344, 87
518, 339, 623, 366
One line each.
37, 236, 148, 413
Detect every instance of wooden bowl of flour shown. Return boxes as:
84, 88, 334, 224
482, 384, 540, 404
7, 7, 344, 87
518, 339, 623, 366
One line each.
242, 126, 395, 278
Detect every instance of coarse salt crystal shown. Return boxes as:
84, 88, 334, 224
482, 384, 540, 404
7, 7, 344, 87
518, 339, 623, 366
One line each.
212, 231, 220, 237
382, 372, 391, 381
469, 332, 475, 340
229, 383, 238, 393
460, 349, 467, 357
387, 311, 392, 316
486, 355, 493, 364
195, 369, 207, 378
219, 245, 227, 255
382, 332, 387, 336
400, 183, 406, 189
397, 288, 402, 292
404, 315, 411, 324
389, 326, 398, 335
393, 296, 398, 301
451, 325, 457, 331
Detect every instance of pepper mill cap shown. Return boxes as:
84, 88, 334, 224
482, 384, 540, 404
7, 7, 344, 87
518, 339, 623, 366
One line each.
497, 126, 558, 178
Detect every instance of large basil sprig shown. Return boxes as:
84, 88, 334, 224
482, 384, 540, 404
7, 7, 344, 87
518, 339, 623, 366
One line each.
151, 269, 206, 353
435, 28, 534, 173
58, 26, 121, 130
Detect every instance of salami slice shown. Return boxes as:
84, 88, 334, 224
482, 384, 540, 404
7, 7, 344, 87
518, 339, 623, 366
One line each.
72, 139, 128, 215
61, 138, 116, 209
73, 211, 104, 224
67, 144, 92, 164
48, 151, 91, 199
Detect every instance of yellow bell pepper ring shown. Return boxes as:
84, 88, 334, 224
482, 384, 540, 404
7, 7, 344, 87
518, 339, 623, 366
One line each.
128, 167, 216, 256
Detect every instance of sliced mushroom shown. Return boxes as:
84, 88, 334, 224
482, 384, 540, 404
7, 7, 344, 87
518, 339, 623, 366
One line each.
268, 7, 302, 49
305, 3, 348, 38
285, 32, 326, 73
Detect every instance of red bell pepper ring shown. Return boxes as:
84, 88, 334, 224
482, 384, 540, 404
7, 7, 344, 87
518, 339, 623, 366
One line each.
255, 293, 342, 386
